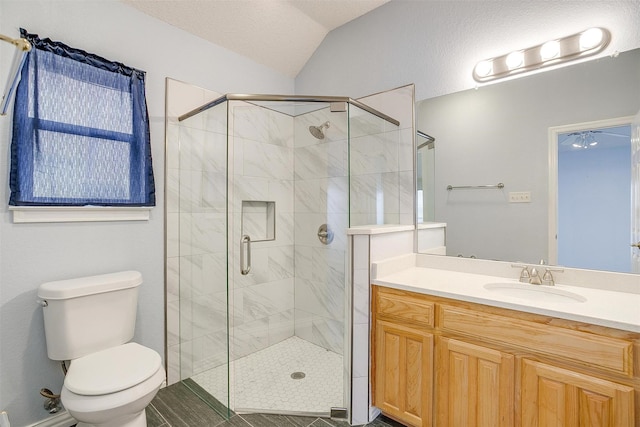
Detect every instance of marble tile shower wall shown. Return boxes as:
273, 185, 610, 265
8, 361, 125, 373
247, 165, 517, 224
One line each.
227, 102, 297, 361
292, 110, 349, 355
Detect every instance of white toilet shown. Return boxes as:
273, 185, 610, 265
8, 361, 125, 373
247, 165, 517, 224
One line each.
38, 271, 166, 427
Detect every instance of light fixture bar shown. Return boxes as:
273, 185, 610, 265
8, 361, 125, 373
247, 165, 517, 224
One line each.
473, 27, 611, 83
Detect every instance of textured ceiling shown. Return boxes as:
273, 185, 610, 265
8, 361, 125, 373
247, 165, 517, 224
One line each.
122, 0, 390, 77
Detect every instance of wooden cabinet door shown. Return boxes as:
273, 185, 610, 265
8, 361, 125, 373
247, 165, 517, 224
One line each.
521, 359, 634, 427
435, 336, 515, 427
374, 319, 433, 427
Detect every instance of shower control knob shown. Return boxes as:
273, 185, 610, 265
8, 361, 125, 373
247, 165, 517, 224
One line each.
317, 224, 334, 245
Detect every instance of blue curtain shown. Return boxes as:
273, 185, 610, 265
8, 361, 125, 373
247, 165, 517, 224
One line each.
9, 29, 155, 206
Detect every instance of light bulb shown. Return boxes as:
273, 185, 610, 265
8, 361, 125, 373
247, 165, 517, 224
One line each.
540, 40, 560, 60
506, 51, 524, 70
474, 60, 493, 77
580, 28, 603, 50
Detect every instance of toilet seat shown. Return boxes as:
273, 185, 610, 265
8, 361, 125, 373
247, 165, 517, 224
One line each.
65, 342, 161, 395
61, 364, 166, 422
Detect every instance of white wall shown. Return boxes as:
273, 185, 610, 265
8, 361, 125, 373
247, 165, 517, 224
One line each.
295, 1, 640, 102
0, 1, 292, 425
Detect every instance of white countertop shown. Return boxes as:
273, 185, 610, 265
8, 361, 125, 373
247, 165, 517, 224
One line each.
372, 260, 640, 333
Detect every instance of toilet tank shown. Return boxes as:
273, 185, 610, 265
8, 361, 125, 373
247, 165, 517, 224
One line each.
38, 271, 143, 361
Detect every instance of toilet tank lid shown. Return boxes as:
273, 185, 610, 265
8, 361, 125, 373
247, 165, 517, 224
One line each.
38, 271, 143, 300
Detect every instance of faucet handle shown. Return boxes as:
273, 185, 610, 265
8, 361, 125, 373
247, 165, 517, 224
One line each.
541, 269, 554, 286
541, 267, 565, 286
512, 264, 531, 283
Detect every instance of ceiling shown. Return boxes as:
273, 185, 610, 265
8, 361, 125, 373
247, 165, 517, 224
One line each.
122, 0, 390, 78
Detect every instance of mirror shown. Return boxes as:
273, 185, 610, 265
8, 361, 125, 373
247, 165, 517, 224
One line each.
416, 48, 640, 273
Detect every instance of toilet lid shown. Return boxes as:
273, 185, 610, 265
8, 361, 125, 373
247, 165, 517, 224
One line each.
64, 342, 162, 396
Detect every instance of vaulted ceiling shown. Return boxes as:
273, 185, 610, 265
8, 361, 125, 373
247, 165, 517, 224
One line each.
122, 0, 390, 77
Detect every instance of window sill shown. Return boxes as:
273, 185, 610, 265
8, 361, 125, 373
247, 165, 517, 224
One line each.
10, 206, 152, 223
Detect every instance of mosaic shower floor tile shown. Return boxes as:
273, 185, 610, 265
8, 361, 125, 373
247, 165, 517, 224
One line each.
191, 336, 343, 414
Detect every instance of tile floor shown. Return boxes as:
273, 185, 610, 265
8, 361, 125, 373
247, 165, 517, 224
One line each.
191, 336, 343, 414
147, 381, 403, 427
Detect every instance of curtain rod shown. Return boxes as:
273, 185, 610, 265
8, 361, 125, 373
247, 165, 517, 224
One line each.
0, 34, 31, 52
1, 33, 32, 116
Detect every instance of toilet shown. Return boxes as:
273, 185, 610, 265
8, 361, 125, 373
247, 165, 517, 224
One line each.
38, 271, 166, 427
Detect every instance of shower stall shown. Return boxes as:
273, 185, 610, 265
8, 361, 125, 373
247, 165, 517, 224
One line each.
165, 89, 403, 421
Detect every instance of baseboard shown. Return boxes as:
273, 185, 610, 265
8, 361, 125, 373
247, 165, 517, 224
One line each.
25, 411, 75, 427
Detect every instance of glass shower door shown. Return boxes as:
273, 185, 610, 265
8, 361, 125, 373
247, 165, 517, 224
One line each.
173, 100, 231, 417
227, 99, 349, 415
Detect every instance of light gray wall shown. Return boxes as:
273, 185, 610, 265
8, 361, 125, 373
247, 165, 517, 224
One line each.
0, 1, 292, 425
295, 0, 640, 102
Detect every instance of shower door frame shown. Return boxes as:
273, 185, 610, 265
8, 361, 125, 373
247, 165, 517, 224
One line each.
178, 94, 400, 127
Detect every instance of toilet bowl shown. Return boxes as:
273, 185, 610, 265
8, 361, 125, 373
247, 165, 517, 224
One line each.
37, 272, 166, 427
60, 343, 166, 427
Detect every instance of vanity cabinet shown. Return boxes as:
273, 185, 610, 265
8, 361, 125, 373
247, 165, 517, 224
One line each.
435, 336, 514, 426
521, 358, 634, 426
374, 320, 433, 426
373, 288, 435, 426
371, 286, 640, 427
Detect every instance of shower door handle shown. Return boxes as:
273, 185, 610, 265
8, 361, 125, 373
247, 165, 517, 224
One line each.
240, 235, 251, 275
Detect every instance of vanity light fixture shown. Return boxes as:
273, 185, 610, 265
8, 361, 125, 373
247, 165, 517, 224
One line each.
473, 27, 611, 83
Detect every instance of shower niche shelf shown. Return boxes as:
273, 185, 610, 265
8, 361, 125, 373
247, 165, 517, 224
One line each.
241, 201, 275, 242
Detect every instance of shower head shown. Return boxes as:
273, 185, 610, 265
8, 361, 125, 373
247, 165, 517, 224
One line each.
309, 121, 330, 140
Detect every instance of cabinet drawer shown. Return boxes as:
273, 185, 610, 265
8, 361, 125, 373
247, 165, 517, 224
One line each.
376, 290, 434, 327
439, 305, 633, 376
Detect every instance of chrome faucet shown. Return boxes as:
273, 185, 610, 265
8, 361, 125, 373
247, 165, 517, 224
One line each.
512, 264, 563, 286
529, 267, 542, 285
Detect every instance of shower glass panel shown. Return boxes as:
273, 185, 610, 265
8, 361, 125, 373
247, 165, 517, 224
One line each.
170, 100, 231, 418
167, 90, 401, 421
349, 104, 402, 226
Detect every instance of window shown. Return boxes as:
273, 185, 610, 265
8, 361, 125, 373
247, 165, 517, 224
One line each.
9, 29, 155, 207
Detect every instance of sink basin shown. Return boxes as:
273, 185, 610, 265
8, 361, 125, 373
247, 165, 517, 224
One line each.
483, 282, 587, 303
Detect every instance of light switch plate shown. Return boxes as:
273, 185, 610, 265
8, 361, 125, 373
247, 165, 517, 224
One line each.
509, 191, 531, 203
